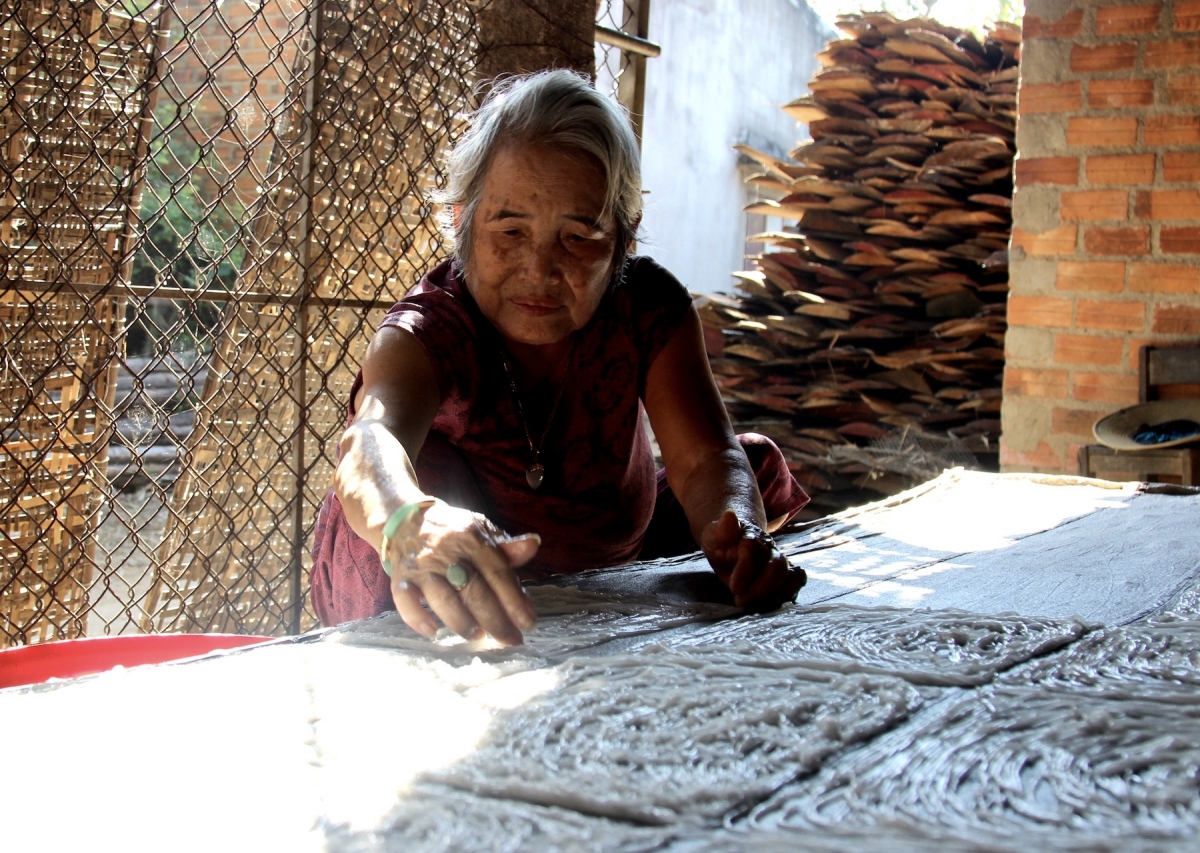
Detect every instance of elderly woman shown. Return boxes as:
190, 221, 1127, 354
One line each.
312, 70, 809, 644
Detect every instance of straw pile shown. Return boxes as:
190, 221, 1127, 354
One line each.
703, 13, 1020, 517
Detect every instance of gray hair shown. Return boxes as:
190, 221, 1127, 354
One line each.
437, 70, 642, 278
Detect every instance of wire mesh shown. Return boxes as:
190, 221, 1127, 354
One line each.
594, 0, 646, 136
0, 0, 479, 645
1, 0, 158, 644
143, 0, 479, 637
1, 0, 655, 646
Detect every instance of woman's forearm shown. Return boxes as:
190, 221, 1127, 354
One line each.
334, 419, 429, 554
676, 445, 768, 546
643, 310, 773, 546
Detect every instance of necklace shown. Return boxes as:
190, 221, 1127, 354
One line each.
500, 337, 576, 490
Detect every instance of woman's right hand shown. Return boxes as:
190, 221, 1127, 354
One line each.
385, 501, 540, 646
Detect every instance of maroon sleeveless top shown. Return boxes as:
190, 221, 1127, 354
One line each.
345, 256, 694, 578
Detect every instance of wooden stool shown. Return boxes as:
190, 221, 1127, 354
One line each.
1078, 444, 1199, 485
1079, 345, 1200, 485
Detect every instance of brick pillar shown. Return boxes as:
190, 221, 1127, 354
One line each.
476, 0, 596, 83
1001, 0, 1200, 474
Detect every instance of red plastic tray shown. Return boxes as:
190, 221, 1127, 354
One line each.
0, 633, 274, 689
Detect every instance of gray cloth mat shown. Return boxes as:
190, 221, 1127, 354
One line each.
4, 471, 1200, 851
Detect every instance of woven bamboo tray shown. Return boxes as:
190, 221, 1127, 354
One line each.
0, 1, 156, 646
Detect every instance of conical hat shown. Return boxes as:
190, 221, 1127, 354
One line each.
1093, 400, 1200, 451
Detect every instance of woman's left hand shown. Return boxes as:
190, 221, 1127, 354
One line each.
701, 510, 805, 611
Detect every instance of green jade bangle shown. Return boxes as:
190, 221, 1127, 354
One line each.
379, 498, 438, 577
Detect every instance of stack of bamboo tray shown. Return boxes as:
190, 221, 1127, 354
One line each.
0, 1, 156, 645
703, 13, 1020, 518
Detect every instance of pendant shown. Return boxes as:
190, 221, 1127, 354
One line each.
526, 463, 545, 490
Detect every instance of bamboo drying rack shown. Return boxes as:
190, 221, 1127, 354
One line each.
0, 0, 160, 645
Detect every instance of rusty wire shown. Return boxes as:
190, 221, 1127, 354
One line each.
595, 0, 646, 141
1, 0, 651, 646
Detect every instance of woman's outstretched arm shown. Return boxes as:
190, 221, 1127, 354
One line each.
644, 307, 805, 611
335, 326, 538, 644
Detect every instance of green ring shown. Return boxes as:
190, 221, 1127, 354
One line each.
446, 562, 469, 590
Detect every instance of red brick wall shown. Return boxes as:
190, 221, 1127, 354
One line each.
1001, 0, 1200, 473
162, 0, 306, 204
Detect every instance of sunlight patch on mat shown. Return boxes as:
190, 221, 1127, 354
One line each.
851, 471, 1134, 553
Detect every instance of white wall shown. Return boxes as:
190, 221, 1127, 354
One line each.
638, 0, 834, 294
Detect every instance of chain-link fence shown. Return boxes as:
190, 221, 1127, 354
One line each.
1, 0, 657, 646
595, 0, 651, 141
2, 0, 477, 645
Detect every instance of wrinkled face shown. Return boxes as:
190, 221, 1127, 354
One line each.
465, 143, 618, 347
